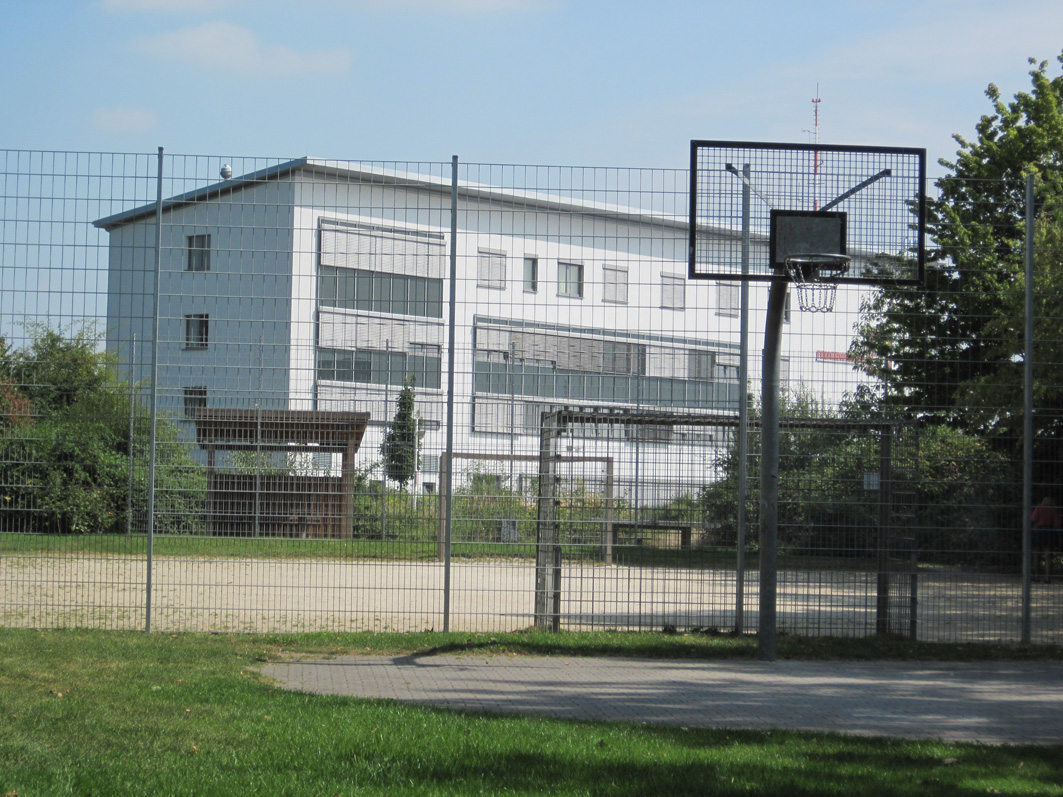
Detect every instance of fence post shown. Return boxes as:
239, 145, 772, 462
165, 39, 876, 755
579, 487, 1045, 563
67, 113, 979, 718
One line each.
909, 545, 918, 641
437, 452, 448, 562
735, 163, 751, 635
441, 156, 459, 633
535, 411, 560, 630
126, 335, 136, 537
1022, 173, 1034, 644
602, 459, 614, 565
145, 147, 164, 634
875, 426, 893, 635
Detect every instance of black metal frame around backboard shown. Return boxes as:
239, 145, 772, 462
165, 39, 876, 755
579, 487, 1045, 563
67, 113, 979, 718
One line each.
688, 140, 926, 285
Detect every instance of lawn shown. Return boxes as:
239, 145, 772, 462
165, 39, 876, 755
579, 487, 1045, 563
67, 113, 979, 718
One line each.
0, 531, 882, 572
1, 629, 1061, 795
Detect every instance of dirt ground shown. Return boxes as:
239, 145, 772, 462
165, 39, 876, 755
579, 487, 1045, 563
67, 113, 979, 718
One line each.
1, 553, 1060, 643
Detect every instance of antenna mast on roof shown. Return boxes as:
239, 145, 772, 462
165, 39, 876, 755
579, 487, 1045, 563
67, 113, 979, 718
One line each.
807, 86, 823, 210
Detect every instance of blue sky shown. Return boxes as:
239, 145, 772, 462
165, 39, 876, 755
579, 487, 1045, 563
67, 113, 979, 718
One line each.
4, 0, 1063, 174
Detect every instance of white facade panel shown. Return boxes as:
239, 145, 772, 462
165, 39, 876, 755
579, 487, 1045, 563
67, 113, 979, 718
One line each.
102, 159, 874, 498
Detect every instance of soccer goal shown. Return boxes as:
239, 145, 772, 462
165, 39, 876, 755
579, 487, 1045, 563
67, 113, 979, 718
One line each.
533, 407, 918, 635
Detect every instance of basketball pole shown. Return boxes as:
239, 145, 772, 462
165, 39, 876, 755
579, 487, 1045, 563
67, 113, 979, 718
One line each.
693, 140, 925, 662
758, 279, 788, 661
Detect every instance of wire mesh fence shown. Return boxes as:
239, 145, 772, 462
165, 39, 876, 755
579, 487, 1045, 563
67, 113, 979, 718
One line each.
0, 149, 1060, 643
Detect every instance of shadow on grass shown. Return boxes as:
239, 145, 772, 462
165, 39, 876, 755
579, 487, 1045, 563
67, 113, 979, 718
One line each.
337, 629, 1063, 664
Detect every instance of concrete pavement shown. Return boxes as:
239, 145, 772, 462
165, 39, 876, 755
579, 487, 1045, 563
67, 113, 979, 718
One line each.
263, 654, 1063, 745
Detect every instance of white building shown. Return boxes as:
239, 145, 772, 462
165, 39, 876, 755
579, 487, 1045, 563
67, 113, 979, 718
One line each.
96, 158, 868, 502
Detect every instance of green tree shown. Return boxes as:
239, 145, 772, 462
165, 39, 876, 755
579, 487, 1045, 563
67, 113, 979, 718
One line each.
851, 55, 1063, 433
14, 324, 114, 415
0, 324, 204, 534
380, 377, 418, 489
913, 425, 1012, 565
0, 337, 31, 431
953, 202, 1063, 438
850, 55, 1063, 507
699, 390, 858, 550
702, 389, 1011, 562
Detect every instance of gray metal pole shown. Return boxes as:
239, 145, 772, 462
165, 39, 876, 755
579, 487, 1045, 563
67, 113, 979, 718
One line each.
441, 156, 459, 632
254, 336, 263, 539
145, 148, 164, 633
735, 164, 751, 634
254, 405, 261, 538
535, 412, 560, 630
1022, 174, 1034, 643
126, 335, 136, 536
382, 339, 390, 540
875, 428, 892, 634
758, 279, 788, 661
509, 342, 517, 533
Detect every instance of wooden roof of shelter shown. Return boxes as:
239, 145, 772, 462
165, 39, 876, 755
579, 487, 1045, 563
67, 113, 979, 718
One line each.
193, 408, 370, 454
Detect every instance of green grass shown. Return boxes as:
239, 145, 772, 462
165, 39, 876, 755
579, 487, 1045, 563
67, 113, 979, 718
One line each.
0, 532, 891, 573
1, 630, 1061, 796
0, 533, 457, 562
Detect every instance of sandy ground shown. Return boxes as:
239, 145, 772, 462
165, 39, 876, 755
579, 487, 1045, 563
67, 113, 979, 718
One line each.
1, 553, 1061, 643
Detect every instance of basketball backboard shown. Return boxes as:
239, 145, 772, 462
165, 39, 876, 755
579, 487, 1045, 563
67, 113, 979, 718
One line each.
688, 140, 926, 285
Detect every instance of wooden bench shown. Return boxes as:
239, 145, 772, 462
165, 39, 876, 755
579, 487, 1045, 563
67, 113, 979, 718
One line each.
610, 521, 696, 550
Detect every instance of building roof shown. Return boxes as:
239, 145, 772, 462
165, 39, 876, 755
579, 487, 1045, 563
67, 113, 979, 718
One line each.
193, 408, 370, 453
93, 157, 716, 238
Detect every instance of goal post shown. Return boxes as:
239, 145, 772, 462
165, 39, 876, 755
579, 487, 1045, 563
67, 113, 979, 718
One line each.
533, 407, 916, 635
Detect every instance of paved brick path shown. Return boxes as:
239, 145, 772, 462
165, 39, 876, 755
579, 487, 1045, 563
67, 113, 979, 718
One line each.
264, 655, 1063, 745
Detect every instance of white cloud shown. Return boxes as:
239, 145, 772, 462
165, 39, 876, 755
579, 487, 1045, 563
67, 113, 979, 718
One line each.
91, 107, 158, 134
133, 21, 351, 76
813, 2, 1063, 87
100, 0, 237, 11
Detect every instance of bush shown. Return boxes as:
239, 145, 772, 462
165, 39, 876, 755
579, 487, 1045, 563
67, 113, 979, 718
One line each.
0, 324, 204, 535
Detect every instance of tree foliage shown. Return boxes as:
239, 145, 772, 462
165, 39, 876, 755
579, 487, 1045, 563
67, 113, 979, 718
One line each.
851, 55, 1063, 430
699, 389, 1011, 563
850, 54, 1063, 496
0, 324, 203, 534
699, 390, 877, 552
381, 377, 418, 489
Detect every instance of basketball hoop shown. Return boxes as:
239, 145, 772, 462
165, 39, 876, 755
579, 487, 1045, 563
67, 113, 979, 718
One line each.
783, 253, 851, 313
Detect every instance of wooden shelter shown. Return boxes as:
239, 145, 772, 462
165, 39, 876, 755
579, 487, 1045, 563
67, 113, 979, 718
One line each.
193, 408, 370, 538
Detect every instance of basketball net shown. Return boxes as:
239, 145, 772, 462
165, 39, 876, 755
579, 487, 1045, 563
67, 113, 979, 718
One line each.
783, 254, 850, 314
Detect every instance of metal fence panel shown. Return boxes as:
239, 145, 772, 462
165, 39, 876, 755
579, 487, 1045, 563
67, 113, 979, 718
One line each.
0, 149, 1059, 643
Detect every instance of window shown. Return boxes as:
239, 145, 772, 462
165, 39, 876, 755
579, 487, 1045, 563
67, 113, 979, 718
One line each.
184, 314, 209, 349
407, 343, 443, 390
603, 265, 628, 304
784, 289, 792, 323
602, 341, 646, 375
558, 262, 583, 299
317, 345, 441, 390
318, 348, 354, 382
183, 386, 207, 418
318, 265, 443, 318
688, 350, 715, 381
523, 256, 538, 293
661, 274, 685, 310
370, 349, 406, 386
187, 234, 210, 272
477, 249, 506, 289
717, 282, 739, 317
